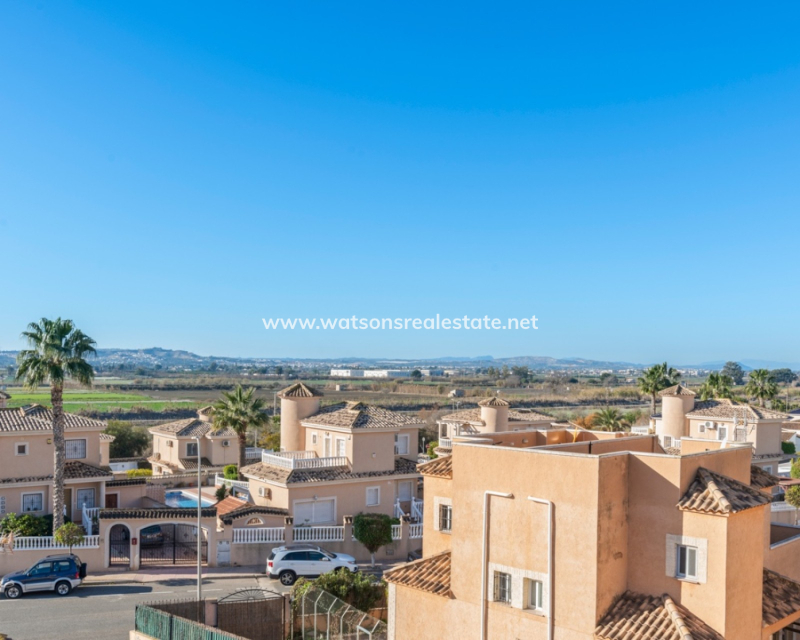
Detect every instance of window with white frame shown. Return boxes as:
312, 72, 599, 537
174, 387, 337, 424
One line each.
676, 544, 697, 580
493, 571, 512, 604
336, 437, 346, 458
439, 504, 452, 532
395, 433, 410, 455
15, 443, 28, 456
22, 493, 44, 512
366, 486, 380, 507
526, 579, 544, 611
65, 439, 86, 459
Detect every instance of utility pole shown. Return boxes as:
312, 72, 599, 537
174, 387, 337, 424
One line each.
194, 436, 203, 604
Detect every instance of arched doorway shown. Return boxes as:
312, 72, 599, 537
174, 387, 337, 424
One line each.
109, 524, 131, 566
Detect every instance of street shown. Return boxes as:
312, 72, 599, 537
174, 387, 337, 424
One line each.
0, 576, 289, 640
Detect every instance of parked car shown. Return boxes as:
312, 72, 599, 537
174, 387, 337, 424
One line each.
1, 554, 87, 598
140, 525, 165, 546
267, 544, 358, 586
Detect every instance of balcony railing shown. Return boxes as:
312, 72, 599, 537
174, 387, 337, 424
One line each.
261, 450, 348, 470
232, 527, 285, 544
409, 523, 423, 539
293, 526, 345, 542
438, 438, 452, 449
214, 474, 249, 490
82, 506, 100, 535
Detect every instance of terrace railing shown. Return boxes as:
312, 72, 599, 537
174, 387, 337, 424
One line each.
391, 524, 403, 540
214, 474, 250, 491
438, 438, 453, 449
411, 497, 424, 522
232, 527, 285, 544
82, 506, 100, 535
292, 526, 345, 543
11, 535, 100, 551
409, 524, 423, 539
261, 451, 348, 470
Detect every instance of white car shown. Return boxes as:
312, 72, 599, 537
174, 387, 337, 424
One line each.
267, 544, 358, 585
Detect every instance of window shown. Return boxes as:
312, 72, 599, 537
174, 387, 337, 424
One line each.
323, 434, 332, 457
493, 571, 512, 603
166, 440, 174, 447
439, 504, 453, 532
676, 544, 698, 580
30, 562, 53, 576
366, 486, 380, 507
311, 432, 318, 445
294, 498, 336, 525
718, 426, 728, 441
398, 481, 413, 502
22, 493, 44, 512
336, 438, 346, 458
258, 487, 272, 500
77, 488, 95, 510
395, 433, 410, 455
15, 443, 28, 456
187, 442, 198, 457
246, 517, 264, 525
527, 579, 544, 610
764, 465, 774, 474
663, 436, 673, 448
65, 439, 87, 459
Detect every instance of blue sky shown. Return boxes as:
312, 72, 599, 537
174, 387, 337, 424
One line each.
2, 2, 799, 363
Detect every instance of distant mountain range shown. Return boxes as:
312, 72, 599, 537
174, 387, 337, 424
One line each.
1, 348, 798, 372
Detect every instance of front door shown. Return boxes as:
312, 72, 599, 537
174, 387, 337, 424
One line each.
64, 488, 73, 522
77, 488, 95, 511
105, 493, 119, 508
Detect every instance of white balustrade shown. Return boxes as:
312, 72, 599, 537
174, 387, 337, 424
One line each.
409, 524, 423, 539
438, 438, 453, 449
292, 526, 345, 542
411, 498, 424, 522
262, 451, 348, 470
11, 535, 100, 551
391, 524, 402, 540
214, 474, 249, 490
82, 506, 100, 535
232, 527, 285, 544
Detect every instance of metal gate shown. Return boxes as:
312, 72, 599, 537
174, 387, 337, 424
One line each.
217, 589, 285, 640
109, 524, 131, 566
140, 523, 207, 566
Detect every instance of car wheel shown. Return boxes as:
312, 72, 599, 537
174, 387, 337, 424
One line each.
55, 581, 72, 596
279, 570, 296, 586
4, 585, 22, 599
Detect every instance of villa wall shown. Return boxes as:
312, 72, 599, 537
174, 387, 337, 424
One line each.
0, 546, 105, 575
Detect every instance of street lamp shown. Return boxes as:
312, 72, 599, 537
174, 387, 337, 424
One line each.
193, 435, 203, 603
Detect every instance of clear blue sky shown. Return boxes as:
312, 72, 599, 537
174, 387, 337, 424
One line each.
2, 2, 799, 363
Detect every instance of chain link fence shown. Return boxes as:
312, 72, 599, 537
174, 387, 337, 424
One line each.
293, 586, 388, 640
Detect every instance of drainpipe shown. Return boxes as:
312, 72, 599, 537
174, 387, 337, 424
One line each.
528, 497, 554, 640
481, 491, 514, 640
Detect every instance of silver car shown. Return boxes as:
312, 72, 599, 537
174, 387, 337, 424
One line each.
267, 544, 358, 586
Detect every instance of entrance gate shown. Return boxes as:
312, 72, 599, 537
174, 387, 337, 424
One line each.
109, 524, 131, 566
140, 523, 207, 566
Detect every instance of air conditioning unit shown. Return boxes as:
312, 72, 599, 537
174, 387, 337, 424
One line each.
258, 487, 271, 499
166, 440, 173, 447
222, 440, 230, 447
704, 421, 715, 430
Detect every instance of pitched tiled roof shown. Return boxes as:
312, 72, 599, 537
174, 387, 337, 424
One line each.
180, 457, 214, 470
241, 457, 420, 485
763, 569, 800, 627
659, 384, 696, 397
686, 399, 790, 421
678, 468, 771, 515
0, 461, 113, 485
219, 504, 289, 525
99, 432, 116, 442
150, 417, 237, 438
384, 551, 452, 598
0, 405, 106, 432
99, 508, 217, 519
105, 478, 148, 487
478, 397, 510, 407
303, 403, 422, 430
418, 456, 453, 479
595, 591, 723, 640
278, 382, 322, 398
215, 496, 248, 517
439, 406, 554, 424
751, 465, 781, 490
0, 391, 11, 400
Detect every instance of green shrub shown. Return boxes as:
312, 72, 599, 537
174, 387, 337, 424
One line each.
215, 485, 228, 502
353, 513, 394, 565
54, 522, 85, 552
783, 442, 796, 455
223, 464, 239, 480
786, 485, 800, 509
426, 441, 439, 459
126, 468, 153, 478
292, 572, 386, 615
0, 513, 55, 536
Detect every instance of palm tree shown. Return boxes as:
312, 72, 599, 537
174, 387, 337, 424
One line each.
745, 369, 778, 407
698, 372, 734, 401
593, 407, 628, 431
15, 318, 96, 531
213, 385, 270, 479
637, 362, 681, 415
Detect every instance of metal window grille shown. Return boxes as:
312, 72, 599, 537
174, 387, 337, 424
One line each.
66, 439, 87, 459
493, 572, 512, 603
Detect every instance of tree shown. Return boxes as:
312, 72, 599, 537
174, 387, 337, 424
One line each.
410, 369, 422, 380
592, 408, 628, 431
698, 372, 734, 401
105, 421, 150, 458
353, 513, 394, 566
599, 372, 618, 387
772, 368, 797, 385
720, 362, 745, 385
213, 385, 270, 479
511, 366, 532, 384
223, 464, 239, 480
54, 522, 84, 553
637, 362, 681, 415
745, 369, 779, 407
16, 318, 96, 532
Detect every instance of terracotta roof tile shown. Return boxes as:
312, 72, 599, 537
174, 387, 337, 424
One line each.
303, 403, 422, 430
105, 478, 148, 487
418, 456, 453, 479
595, 591, 723, 640
659, 384, 697, 397
99, 433, 116, 441
686, 399, 789, 421
99, 508, 217, 519
215, 496, 248, 517
0, 391, 11, 400
678, 468, 771, 515
278, 382, 323, 398
241, 457, 419, 485
751, 465, 781, 490
439, 406, 554, 425
179, 457, 214, 470
0, 405, 106, 432
219, 505, 290, 525
384, 551, 452, 598
478, 397, 510, 407
149, 417, 236, 438
763, 569, 800, 627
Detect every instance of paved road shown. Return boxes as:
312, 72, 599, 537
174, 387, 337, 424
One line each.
0, 576, 285, 640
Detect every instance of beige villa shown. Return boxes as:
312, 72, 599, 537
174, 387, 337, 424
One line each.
239, 382, 424, 527
385, 422, 800, 640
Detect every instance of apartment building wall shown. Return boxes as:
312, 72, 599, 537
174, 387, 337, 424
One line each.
1, 429, 103, 478
422, 475, 454, 557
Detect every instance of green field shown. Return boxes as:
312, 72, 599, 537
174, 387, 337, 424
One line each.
3, 388, 200, 413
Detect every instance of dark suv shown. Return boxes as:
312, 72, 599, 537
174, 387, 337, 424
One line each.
1, 554, 87, 598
